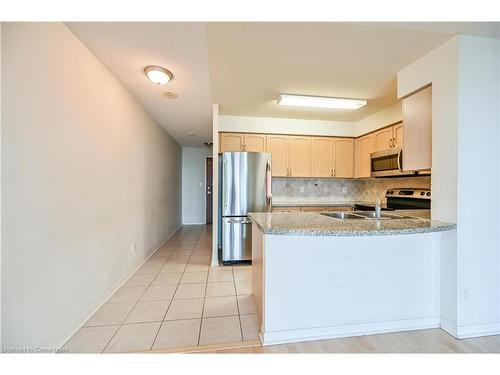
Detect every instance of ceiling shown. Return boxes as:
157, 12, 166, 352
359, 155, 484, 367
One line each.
206, 22, 456, 122
67, 22, 499, 146
66, 22, 213, 147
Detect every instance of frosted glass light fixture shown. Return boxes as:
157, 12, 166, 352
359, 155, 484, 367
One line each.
278, 94, 367, 109
144, 66, 173, 85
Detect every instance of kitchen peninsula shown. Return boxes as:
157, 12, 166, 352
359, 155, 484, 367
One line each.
249, 211, 456, 346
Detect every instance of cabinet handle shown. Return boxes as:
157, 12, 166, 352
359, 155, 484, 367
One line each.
331, 169, 333, 177
333, 169, 336, 178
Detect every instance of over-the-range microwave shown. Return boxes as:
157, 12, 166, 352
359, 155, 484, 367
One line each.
370, 147, 430, 177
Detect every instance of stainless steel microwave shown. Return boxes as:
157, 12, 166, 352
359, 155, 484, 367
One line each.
370, 148, 418, 177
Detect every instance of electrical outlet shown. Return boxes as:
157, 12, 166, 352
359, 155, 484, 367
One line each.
342, 185, 347, 194
300, 186, 305, 193
132, 241, 136, 253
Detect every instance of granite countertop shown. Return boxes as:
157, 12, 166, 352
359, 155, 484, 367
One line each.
248, 212, 455, 237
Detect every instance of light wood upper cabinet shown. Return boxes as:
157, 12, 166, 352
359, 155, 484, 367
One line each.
373, 127, 394, 152
355, 134, 374, 178
220, 133, 244, 152
266, 135, 289, 177
244, 134, 266, 152
289, 136, 312, 177
394, 123, 404, 148
334, 138, 354, 178
312, 137, 334, 177
402, 86, 432, 171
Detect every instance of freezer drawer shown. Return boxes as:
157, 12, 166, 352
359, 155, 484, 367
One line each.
222, 217, 252, 262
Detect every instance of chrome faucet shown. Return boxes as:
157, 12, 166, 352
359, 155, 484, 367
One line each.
374, 200, 382, 218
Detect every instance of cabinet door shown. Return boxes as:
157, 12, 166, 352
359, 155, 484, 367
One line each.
244, 134, 267, 152
334, 138, 354, 178
402, 86, 432, 171
394, 123, 404, 148
355, 134, 374, 178
266, 135, 289, 177
312, 137, 334, 177
373, 127, 393, 152
289, 136, 312, 177
220, 133, 244, 152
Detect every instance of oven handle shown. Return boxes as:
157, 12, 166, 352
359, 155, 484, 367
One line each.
397, 149, 403, 172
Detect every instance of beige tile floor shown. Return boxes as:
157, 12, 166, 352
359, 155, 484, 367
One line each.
63, 225, 258, 353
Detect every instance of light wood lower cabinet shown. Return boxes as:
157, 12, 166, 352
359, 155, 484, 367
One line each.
288, 136, 312, 177
266, 135, 289, 177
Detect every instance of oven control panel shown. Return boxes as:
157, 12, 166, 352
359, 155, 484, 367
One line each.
385, 188, 430, 200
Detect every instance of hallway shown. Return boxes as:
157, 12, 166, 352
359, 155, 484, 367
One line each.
63, 225, 258, 353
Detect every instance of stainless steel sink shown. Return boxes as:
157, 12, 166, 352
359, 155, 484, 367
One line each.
321, 211, 412, 220
321, 212, 366, 220
353, 211, 409, 220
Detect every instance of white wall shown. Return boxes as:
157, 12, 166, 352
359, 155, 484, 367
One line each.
1, 23, 182, 349
211, 104, 219, 267
219, 115, 356, 137
182, 147, 211, 224
398, 35, 500, 338
456, 36, 499, 334
354, 102, 402, 137
219, 104, 402, 139
0, 22, 3, 349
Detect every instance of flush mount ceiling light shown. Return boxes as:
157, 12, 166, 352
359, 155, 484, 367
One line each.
277, 94, 367, 110
144, 65, 173, 85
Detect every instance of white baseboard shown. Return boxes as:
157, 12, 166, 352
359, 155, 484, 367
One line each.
57, 224, 182, 350
457, 321, 500, 339
261, 317, 440, 346
182, 221, 206, 225
440, 316, 458, 338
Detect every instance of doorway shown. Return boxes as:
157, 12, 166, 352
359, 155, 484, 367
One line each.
205, 157, 213, 224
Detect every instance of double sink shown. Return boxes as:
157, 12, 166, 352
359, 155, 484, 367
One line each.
321, 211, 412, 220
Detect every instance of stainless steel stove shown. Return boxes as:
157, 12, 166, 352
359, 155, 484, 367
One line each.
354, 188, 431, 211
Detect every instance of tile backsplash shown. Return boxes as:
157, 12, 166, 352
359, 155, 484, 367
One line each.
272, 177, 431, 205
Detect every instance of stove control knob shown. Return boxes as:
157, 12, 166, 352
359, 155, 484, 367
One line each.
426, 192, 431, 197
420, 192, 425, 196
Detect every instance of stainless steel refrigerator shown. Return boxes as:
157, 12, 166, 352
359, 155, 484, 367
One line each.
218, 152, 272, 263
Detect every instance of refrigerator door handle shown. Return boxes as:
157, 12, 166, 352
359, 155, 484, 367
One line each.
227, 218, 252, 224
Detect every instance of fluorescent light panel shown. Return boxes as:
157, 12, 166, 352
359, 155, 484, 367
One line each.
278, 94, 367, 109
